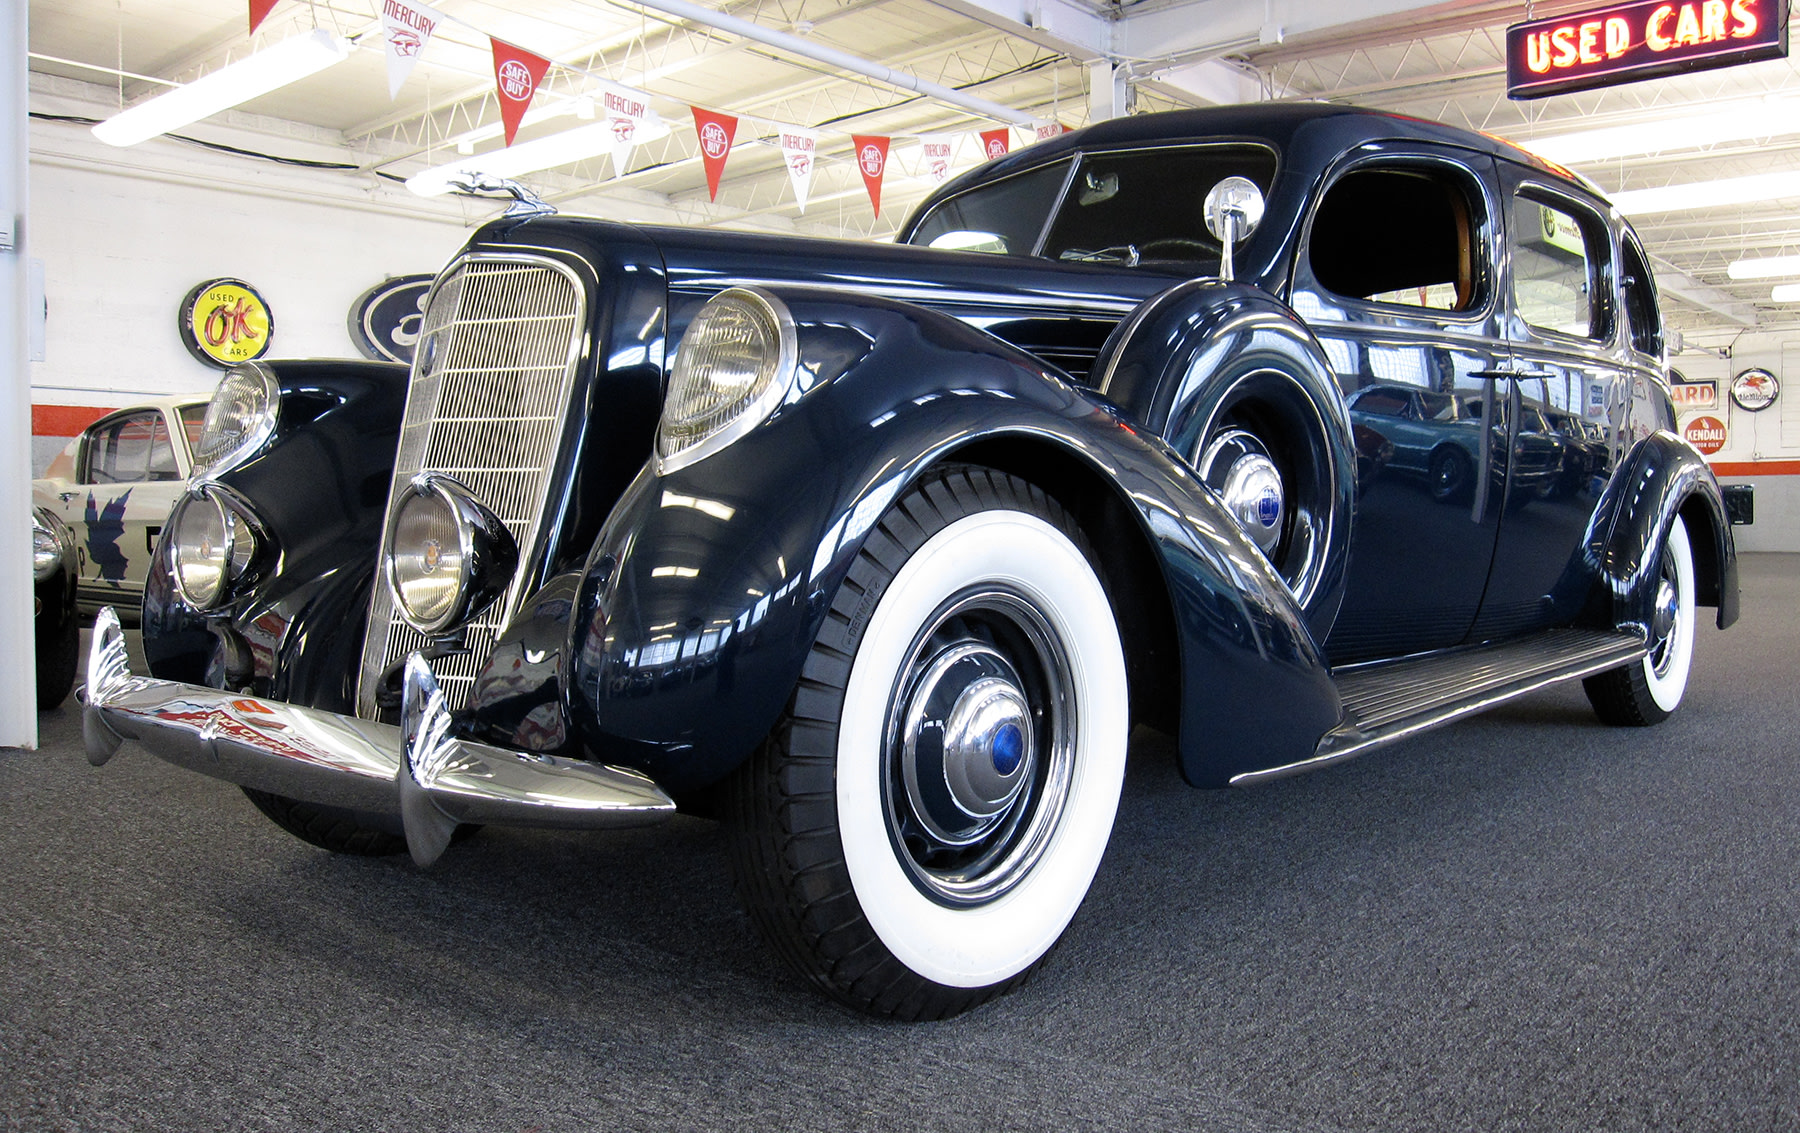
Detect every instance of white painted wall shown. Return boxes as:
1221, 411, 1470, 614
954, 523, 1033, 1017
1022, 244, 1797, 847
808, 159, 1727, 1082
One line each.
27, 75, 487, 472
1670, 333, 1800, 551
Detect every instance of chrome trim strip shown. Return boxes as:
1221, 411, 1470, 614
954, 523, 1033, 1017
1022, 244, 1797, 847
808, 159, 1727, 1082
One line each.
1231, 630, 1647, 787
83, 608, 676, 863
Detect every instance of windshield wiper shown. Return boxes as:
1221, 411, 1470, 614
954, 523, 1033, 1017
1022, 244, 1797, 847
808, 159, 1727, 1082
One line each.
1058, 244, 1140, 267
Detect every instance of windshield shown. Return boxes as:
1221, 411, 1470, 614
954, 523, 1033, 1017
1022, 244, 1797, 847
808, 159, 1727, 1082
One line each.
907, 160, 1072, 256
905, 144, 1278, 270
1041, 145, 1278, 269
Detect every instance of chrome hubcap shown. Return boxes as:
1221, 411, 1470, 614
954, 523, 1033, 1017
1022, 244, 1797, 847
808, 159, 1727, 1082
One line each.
884, 590, 1074, 906
900, 645, 1037, 846
1650, 573, 1680, 675
1199, 427, 1285, 554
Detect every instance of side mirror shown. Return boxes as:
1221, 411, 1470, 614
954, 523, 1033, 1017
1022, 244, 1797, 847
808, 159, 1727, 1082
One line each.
1204, 177, 1266, 281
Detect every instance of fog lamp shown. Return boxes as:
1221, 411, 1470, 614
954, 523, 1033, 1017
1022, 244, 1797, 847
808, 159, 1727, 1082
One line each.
384, 475, 517, 635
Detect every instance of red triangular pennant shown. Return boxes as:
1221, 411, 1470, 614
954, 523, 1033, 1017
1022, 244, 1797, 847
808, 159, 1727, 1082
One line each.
490, 37, 552, 147
979, 127, 1012, 161
691, 107, 738, 202
852, 135, 891, 217
249, 0, 281, 35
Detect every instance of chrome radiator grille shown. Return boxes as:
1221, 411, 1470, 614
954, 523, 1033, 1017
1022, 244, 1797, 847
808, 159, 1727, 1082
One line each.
357, 255, 586, 717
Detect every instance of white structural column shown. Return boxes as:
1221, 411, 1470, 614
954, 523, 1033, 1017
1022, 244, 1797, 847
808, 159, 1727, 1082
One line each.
1, 0, 35, 747
1087, 59, 1128, 122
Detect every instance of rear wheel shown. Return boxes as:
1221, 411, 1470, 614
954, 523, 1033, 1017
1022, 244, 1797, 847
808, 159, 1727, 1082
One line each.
728, 466, 1129, 1019
1584, 515, 1695, 726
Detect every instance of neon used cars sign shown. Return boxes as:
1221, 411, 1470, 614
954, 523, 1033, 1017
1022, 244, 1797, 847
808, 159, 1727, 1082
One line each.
1506, 0, 1789, 99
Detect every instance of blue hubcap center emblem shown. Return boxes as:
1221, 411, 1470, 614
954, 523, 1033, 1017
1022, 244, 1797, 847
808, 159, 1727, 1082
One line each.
991, 723, 1024, 775
1256, 487, 1281, 527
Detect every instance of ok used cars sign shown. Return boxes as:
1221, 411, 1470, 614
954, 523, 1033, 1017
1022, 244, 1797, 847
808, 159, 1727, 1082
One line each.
1507, 0, 1789, 100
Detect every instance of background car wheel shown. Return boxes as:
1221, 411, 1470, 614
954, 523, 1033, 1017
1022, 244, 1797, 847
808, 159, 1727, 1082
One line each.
35, 598, 79, 710
1428, 446, 1470, 502
1584, 515, 1695, 726
728, 465, 1129, 1020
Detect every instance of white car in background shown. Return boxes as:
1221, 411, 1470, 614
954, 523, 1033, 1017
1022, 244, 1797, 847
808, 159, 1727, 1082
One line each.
34, 393, 213, 620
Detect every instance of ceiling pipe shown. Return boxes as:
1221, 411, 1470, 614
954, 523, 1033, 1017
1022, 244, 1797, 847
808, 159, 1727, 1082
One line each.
615, 0, 1039, 127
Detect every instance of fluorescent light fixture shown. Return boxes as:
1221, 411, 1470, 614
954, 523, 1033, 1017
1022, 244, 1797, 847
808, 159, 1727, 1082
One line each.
1729, 254, 1800, 280
1771, 283, 1800, 302
1610, 170, 1800, 216
92, 29, 353, 147
1518, 96, 1800, 165
407, 115, 672, 196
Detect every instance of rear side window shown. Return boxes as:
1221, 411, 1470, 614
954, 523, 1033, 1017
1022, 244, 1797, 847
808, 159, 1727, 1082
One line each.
84, 411, 172, 484
1309, 166, 1483, 312
907, 160, 1071, 256
1513, 193, 1604, 339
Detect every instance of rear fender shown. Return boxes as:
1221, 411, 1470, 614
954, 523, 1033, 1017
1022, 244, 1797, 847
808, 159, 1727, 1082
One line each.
520, 289, 1340, 793
1596, 431, 1738, 634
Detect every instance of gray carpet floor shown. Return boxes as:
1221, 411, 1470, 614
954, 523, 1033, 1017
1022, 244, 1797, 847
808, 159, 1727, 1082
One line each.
4, 555, 1797, 1132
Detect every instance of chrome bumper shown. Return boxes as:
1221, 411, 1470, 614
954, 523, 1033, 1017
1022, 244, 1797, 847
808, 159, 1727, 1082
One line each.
81, 607, 676, 865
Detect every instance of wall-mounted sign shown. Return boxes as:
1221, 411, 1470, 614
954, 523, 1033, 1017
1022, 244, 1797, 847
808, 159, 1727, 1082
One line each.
1671, 376, 1718, 410
1506, 0, 1789, 100
179, 278, 274, 369
1683, 414, 1727, 455
347, 274, 434, 364
1730, 367, 1780, 411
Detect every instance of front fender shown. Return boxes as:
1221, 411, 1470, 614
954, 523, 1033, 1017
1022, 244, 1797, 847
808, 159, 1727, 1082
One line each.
1097, 279, 1354, 639
1598, 431, 1738, 634
534, 290, 1339, 794
144, 359, 409, 712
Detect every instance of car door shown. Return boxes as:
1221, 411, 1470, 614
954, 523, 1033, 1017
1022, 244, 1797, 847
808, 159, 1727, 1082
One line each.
1470, 165, 1633, 642
55, 406, 190, 611
1289, 143, 1512, 664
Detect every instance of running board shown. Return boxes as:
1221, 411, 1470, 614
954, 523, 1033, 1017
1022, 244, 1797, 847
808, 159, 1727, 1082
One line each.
1231, 628, 1647, 786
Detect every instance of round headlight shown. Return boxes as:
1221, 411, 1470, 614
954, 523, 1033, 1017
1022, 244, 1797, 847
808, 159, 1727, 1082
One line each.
657, 288, 797, 473
169, 488, 261, 610
384, 475, 517, 635
192, 362, 280, 480
31, 511, 64, 582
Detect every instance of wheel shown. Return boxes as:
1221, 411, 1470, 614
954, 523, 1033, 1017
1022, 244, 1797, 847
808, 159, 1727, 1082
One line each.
1428, 446, 1470, 502
728, 466, 1129, 1019
241, 788, 409, 856
1584, 515, 1695, 726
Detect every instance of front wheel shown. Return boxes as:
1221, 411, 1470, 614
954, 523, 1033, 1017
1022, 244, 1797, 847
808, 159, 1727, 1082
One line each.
1584, 514, 1696, 726
729, 467, 1129, 1019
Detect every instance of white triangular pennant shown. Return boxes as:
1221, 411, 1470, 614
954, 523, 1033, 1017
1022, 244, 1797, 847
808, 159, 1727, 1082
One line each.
917, 134, 956, 185
380, 0, 445, 100
780, 128, 818, 211
597, 83, 662, 175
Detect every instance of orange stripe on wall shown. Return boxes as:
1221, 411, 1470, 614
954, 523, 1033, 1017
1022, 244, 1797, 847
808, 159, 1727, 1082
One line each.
1710, 460, 1800, 477
33, 404, 114, 437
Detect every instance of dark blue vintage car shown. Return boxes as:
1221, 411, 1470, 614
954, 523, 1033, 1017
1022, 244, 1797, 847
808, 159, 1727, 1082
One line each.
85, 103, 1743, 1019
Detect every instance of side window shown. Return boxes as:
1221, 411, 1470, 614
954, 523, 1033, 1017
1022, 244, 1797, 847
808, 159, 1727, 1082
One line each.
1349, 387, 1412, 417
1512, 193, 1603, 339
1309, 166, 1483, 312
84, 412, 162, 485
1621, 235, 1663, 356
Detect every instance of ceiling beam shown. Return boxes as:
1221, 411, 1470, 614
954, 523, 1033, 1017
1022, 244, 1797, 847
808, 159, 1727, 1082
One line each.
1652, 257, 1758, 327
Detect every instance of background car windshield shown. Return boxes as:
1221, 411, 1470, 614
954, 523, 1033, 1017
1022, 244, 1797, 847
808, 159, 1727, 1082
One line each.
908, 160, 1072, 255
1040, 145, 1278, 268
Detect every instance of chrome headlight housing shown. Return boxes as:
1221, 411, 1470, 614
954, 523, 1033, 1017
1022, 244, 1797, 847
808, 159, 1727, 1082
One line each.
168, 485, 266, 610
383, 474, 518, 636
191, 362, 280, 480
31, 509, 68, 582
657, 287, 798, 474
